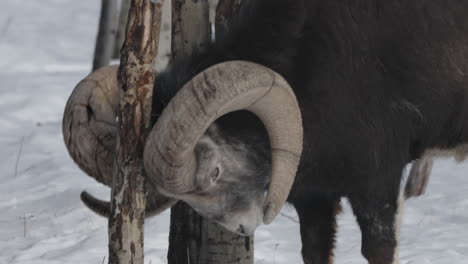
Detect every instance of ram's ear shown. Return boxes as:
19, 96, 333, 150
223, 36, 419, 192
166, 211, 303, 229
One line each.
204, 123, 221, 137
80, 191, 177, 218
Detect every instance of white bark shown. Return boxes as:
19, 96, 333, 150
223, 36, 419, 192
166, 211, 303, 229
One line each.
171, 0, 211, 60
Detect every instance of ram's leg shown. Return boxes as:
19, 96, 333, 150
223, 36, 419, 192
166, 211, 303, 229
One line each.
348, 191, 403, 264
293, 195, 341, 264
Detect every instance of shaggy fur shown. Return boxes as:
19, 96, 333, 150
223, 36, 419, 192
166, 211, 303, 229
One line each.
151, 0, 468, 263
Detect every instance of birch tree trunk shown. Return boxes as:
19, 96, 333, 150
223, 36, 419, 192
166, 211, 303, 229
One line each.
93, 0, 119, 71
171, 0, 210, 60
108, 1, 165, 263
167, 1, 253, 263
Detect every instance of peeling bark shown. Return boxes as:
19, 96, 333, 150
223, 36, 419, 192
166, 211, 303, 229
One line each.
108, 0, 165, 264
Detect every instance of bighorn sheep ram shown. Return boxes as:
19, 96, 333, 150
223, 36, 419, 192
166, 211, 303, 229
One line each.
63, 0, 468, 263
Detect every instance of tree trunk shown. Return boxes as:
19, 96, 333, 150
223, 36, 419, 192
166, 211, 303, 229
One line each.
93, 0, 119, 71
108, 1, 165, 264
171, 0, 210, 61
167, 1, 253, 263
113, 0, 172, 70
169, 202, 254, 264
112, 0, 131, 59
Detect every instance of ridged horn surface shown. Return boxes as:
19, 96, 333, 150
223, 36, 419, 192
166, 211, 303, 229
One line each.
62, 65, 119, 185
143, 61, 303, 224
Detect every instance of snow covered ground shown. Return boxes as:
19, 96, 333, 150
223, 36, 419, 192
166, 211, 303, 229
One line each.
1, 0, 467, 263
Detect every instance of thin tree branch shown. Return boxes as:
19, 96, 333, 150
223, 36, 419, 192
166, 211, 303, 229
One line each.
14, 136, 25, 177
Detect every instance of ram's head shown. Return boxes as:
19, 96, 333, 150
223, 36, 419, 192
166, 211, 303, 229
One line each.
63, 61, 303, 235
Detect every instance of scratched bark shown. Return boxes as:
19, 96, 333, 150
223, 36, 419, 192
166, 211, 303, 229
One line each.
108, 0, 164, 263
167, 1, 253, 263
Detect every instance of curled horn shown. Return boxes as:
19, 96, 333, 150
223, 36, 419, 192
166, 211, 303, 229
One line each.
63, 65, 176, 216
144, 61, 303, 224
63, 65, 120, 186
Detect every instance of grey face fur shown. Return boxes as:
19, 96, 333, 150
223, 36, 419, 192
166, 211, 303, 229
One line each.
157, 116, 272, 236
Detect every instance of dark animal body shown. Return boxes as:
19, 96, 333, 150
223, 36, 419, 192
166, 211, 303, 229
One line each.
150, 0, 468, 263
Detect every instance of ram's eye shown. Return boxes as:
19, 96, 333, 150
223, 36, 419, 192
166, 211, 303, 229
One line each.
211, 167, 220, 181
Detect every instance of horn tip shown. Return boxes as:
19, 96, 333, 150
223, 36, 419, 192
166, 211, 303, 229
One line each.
80, 190, 90, 200
262, 201, 277, 225
80, 190, 110, 218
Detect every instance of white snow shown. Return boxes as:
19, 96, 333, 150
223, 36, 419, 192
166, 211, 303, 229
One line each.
1, 0, 467, 263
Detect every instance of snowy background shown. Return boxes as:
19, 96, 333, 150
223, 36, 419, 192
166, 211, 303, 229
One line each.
1, 0, 467, 263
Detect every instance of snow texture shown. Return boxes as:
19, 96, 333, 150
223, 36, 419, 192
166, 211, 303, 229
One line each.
0, 0, 467, 263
